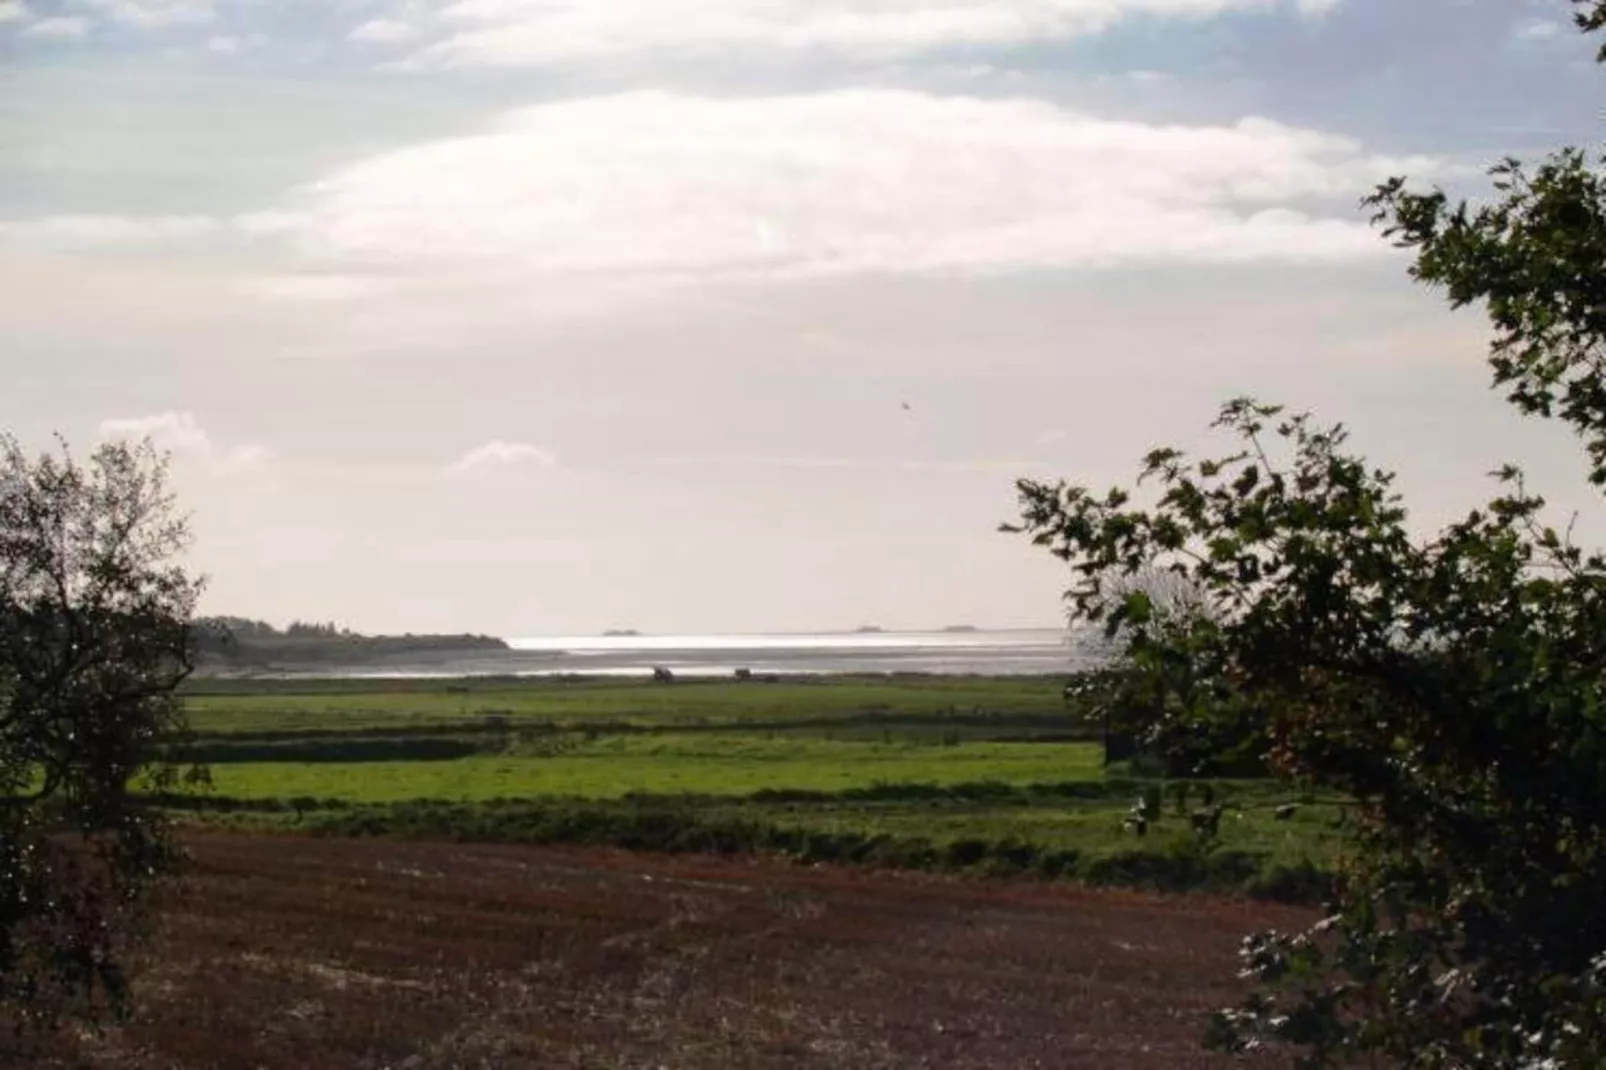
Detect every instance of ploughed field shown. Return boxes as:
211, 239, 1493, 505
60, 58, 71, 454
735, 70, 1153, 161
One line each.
37, 832, 1311, 1069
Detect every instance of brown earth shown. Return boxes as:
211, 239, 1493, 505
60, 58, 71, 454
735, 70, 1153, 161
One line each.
29, 833, 1311, 1069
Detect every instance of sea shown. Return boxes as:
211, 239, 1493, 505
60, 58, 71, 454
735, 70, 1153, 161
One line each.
473, 628, 1101, 679
219, 628, 1111, 680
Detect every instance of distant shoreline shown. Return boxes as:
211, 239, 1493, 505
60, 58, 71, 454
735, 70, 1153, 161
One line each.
194, 630, 516, 676
190, 627, 1090, 682
181, 668, 1075, 689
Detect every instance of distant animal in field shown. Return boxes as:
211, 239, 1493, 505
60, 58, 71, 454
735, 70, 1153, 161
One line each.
651, 666, 676, 683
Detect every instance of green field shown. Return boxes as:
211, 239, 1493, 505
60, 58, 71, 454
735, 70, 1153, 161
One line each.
180, 677, 1072, 735
765, 793, 1349, 869
171, 675, 1338, 901
204, 736, 1107, 801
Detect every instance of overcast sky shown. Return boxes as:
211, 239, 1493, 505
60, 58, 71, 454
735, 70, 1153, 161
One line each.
2, 0, 1601, 636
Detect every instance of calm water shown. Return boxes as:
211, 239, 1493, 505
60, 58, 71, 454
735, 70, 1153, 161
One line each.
494, 629, 1095, 678
269, 629, 1105, 679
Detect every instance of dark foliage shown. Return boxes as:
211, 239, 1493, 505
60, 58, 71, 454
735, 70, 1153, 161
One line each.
1015, 5, 1606, 1064
0, 435, 202, 1035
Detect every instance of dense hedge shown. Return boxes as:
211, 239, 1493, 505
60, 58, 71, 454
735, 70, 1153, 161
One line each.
162, 794, 1329, 903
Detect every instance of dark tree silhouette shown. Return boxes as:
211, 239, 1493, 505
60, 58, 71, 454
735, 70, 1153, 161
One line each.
1016, 4, 1606, 1063
0, 434, 203, 1035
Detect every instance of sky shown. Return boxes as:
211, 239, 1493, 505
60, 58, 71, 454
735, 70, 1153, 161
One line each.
1, 0, 1602, 636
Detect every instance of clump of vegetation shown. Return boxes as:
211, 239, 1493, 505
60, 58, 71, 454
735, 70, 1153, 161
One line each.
1015, 4, 1606, 1062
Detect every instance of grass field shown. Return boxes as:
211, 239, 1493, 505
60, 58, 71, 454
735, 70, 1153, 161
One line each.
169, 675, 1340, 901
180, 676, 1073, 735
203, 736, 1107, 800
760, 794, 1347, 867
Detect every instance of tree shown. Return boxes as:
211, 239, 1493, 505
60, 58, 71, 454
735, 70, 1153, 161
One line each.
0, 434, 202, 1035
1014, 3, 1606, 1064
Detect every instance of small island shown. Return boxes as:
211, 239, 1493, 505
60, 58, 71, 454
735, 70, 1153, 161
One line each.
942, 625, 980, 633
853, 625, 886, 634
601, 629, 643, 638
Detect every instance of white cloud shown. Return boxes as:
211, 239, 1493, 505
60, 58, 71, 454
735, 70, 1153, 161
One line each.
256, 90, 1427, 283
0, 2, 31, 24
350, 17, 421, 43
97, 412, 270, 475
414, 0, 1333, 68
66, 0, 212, 28
21, 15, 90, 38
448, 440, 559, 474
237, 273, 387, 302
205, 33, 239, 53
0, 90, 1436, 328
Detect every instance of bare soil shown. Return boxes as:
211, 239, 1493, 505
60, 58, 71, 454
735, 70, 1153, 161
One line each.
29, 832, 1310, 1069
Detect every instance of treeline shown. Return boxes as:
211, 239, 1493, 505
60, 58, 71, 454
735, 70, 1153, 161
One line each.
192, 616, 509, 669
199, 616, 351, 639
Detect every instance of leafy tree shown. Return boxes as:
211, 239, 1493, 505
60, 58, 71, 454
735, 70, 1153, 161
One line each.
0, 434, 202, 1035
1015, 3, 1606, 1064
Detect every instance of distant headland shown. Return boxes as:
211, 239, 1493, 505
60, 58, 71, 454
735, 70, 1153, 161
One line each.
192, 617, 509, 674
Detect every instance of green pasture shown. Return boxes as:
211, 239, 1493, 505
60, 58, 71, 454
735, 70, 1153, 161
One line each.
181, 676, 1072, 736
761, 795, 1349, 869
201, 736, 1106, 802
